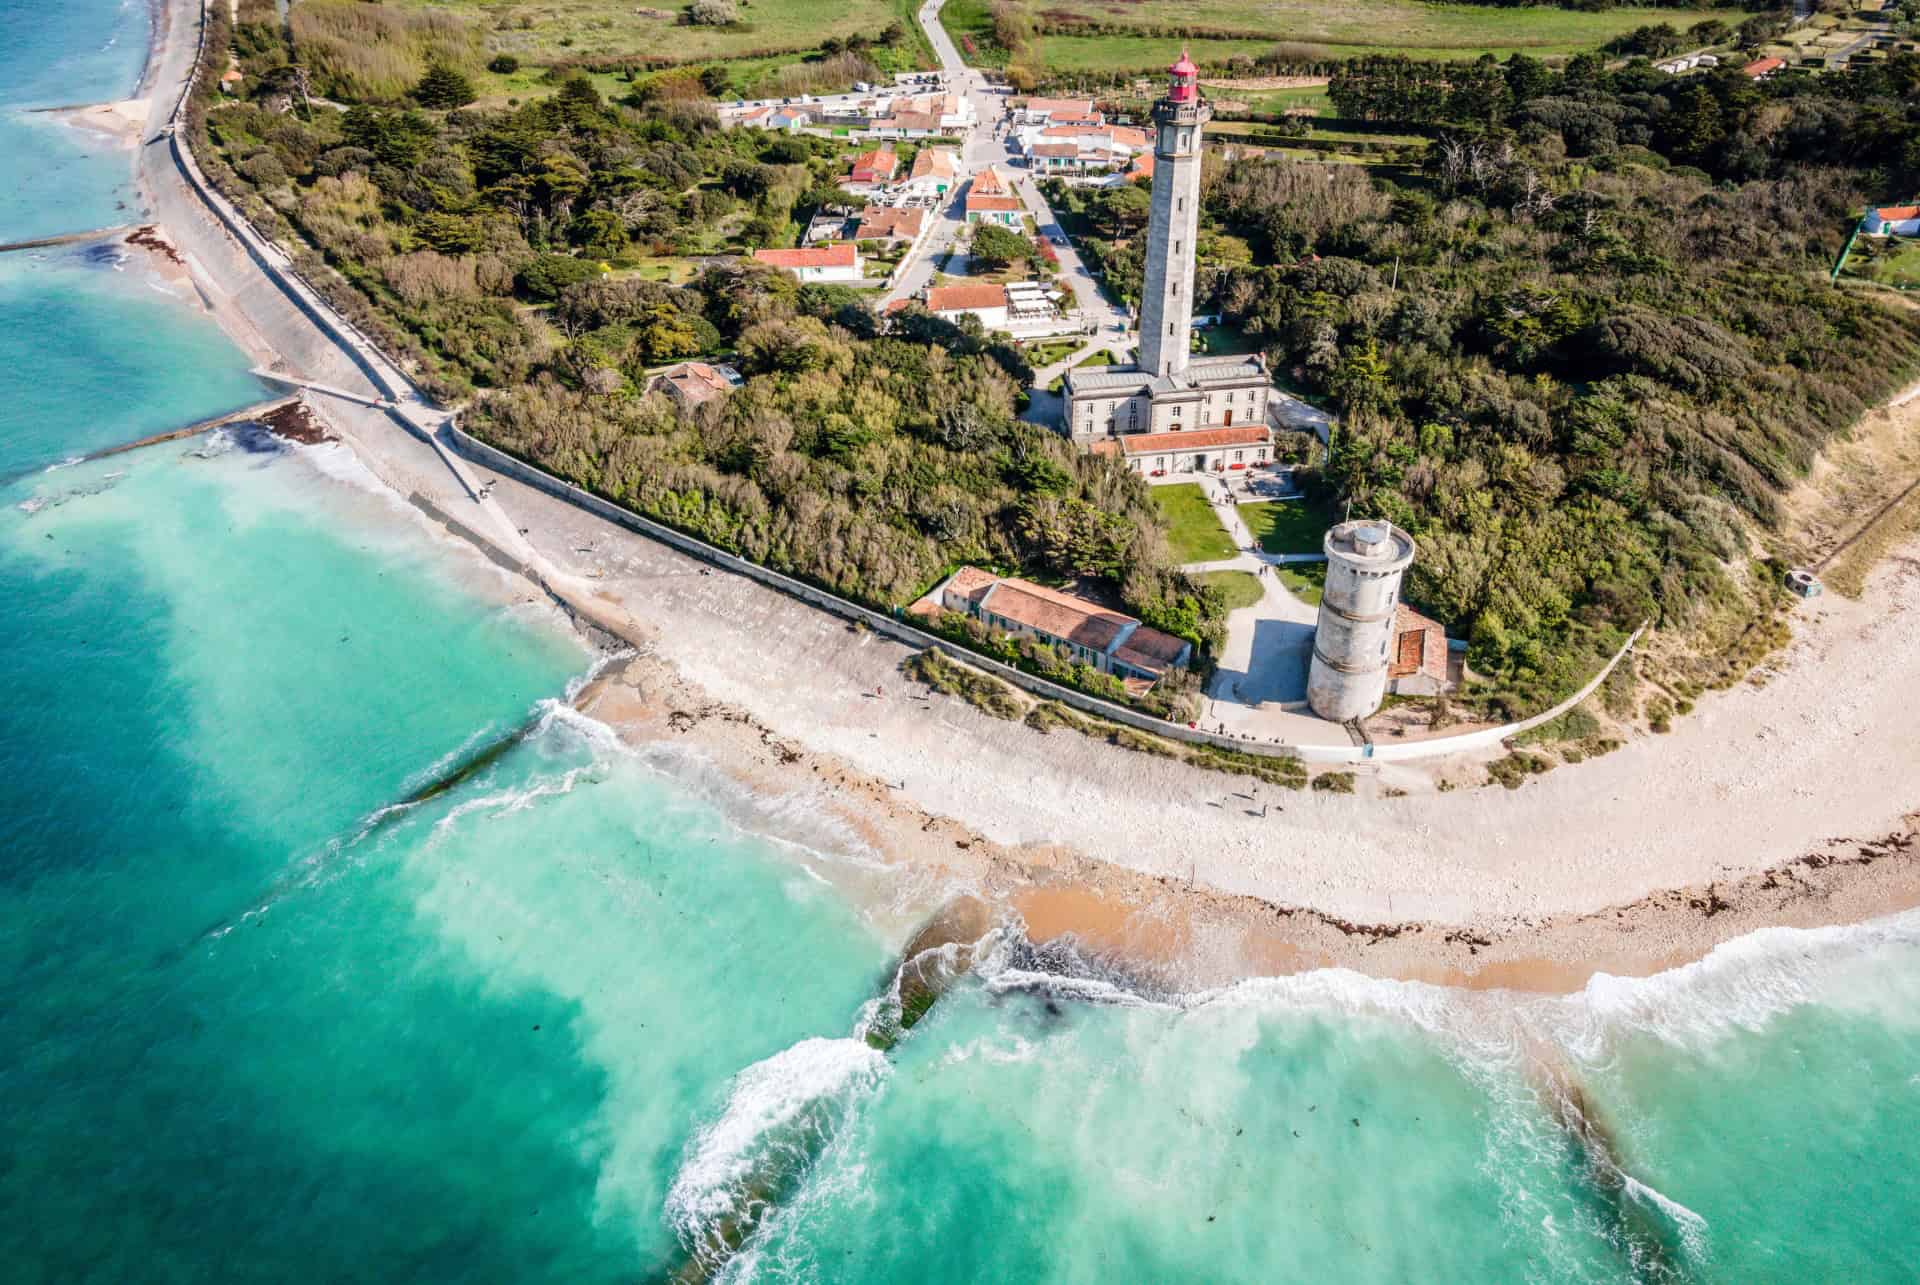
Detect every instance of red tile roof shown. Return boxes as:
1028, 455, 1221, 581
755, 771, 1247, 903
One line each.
1112, 626, 1188, 673
966, 193, 1023, 212
925, 283, 1008, 312
854, 206, 926, 239
979, 579, 1133, 652
969, 167, 1009, 195
1114, 426, 1272, 455
910, 147, 958, 180
1031, 143, 1080, 158
848, 148, 898, 181
1873, 205, 1919, 221
753, 243, 857, 269
1023, 97, 1094, 116
1741, 56, 1785, 76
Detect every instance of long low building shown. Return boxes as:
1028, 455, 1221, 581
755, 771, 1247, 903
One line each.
1091, 424, 1274, 476
924, 567, 1192, 685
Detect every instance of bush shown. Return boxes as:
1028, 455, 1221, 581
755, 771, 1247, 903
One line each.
413, 63, 476, 109
688, 0, 738, 25
1311, 771, 1356, 793
487, 54, 519, 75
514, 254, 600, 302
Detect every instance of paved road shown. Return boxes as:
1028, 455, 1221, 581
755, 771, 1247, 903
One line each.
892, 0, 1134, 343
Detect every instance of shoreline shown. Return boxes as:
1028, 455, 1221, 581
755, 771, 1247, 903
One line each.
103, 0, 1920, 993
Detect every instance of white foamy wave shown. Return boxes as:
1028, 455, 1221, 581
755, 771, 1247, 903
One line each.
1621, 1174, 1710, 1263
666, 1038, 889, 1264
1551, 907, 1920, 1059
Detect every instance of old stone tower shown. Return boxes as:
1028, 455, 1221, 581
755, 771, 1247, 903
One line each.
1135, 50, 1209, 381
1307, 520, 1418, 723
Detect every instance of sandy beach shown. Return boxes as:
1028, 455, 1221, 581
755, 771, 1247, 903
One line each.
94, 0, 1920, 992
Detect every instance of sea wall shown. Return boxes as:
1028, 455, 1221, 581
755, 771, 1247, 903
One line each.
447, 423, 1644, 766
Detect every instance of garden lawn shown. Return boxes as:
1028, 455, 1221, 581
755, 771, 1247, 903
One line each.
1276, 561, 1326, 606
1197, 569, 1264, 610
1240, 499, 1330, 555
1153, 483, 1238, 564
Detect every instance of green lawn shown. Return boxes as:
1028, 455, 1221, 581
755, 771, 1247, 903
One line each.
1277, 561, 1326, 606
391, 0, 932, 73
1197, 569, 1264, 610
1020, 0, 1752, 71
1845, 237, 1920, 289
1240, 499, 1330, 555
1153, 484, 1239, 564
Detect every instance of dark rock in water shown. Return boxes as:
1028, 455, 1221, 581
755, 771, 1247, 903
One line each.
227, 422, 289, 455
260, 400, 334, 446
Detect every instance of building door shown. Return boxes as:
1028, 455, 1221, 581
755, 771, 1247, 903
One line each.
1193, 453, 1207, 472
1223, 409, 1233, 426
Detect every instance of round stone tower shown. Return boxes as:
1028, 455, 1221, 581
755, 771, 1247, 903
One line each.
1306, 519, 1417, 723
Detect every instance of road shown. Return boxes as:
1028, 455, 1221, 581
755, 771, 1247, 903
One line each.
889, 0, 1134, 343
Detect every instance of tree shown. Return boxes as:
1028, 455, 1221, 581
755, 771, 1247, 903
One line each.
413, 64, 476, 110
488, 54, 520, 75
969, 222, 1036, 269
688, 0, 738, 26
699, 65, 732, 98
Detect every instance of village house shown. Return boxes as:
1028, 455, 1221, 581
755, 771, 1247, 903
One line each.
1385, 604, 1456, 697
1017, 123, 1150, 173
964, 172, 1025, 226
923, 283, 1011, 328
844, 147, 899, 191
1864, 204, 1920, 236
853, 205, 927, 245
1012, 97, 1099, 127
928, 567, 1192, 686
1099, 153, 1154, 189
1090, 424, 1273, 477
752, 243, 864, 283
645, 361, 744, 411
897, 146, 959, 197
1741, 56, 1786, 79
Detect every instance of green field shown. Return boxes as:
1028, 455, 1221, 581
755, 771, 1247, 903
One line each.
1276, 562, 1326, 605
1153, 484, 1238, 563
1197, 569, 1265, 610
1844, 237, 1920, 290
1017, 1, 1754, 74
387, 0, 924, 64
1239, 499, 1330, 556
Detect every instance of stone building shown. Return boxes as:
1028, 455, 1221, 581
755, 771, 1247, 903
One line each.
926, 567, 1192, 687
1307, 521, 1417, 722
1063, 52, 1271, 455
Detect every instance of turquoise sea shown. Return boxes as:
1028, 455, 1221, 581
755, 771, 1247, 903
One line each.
4, 5, 1919, 1281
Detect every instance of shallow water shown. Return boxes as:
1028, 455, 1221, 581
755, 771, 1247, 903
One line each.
4, 3, 1919, 1281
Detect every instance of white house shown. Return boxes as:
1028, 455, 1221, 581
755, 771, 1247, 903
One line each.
1091, 424, 1274, 477
752, 243, 863, 283
924, 283, 1010, 329
1864, 204, 1920, 236
896, 146, 959, 198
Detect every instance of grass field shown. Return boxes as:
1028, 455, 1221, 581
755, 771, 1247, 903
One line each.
1276, 562, 1326, 605
1239, 499, 1330, 555
385, 0, 931, 77
1019, 1, 1753, 75
1844, 237, 1920, 290
1153, 483, 1238, 563
1197, 569, 1264, 610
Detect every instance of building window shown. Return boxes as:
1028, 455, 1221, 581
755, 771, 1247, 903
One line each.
1233, 450, 1243, 461
1167, 322, 1174, 335
1172, 405, 1182, 418
1174, 240, 1181, 256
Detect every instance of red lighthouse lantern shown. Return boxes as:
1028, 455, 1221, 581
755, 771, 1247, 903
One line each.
1167, 48, 1198, 103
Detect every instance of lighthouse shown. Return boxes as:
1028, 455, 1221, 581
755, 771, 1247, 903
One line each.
1135, 50, 1210, 381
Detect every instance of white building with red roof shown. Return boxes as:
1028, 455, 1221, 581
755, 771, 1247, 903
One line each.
1864, 204, 1920, 236
751, 242, 863, 283
926, 567, 1192, 686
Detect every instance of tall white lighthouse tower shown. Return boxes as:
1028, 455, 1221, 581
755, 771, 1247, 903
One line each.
1135, 50, 1209, 381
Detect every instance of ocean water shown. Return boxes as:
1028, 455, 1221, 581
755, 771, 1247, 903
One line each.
0, 0, 150, 241
6, 3, 1920, 1281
